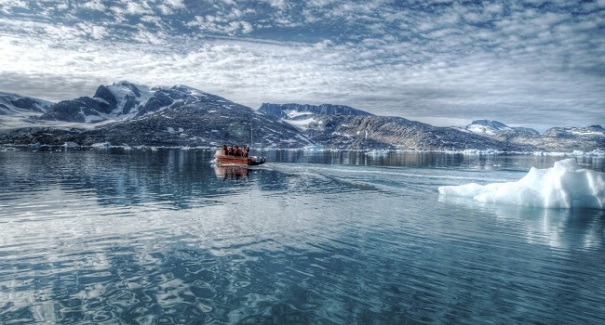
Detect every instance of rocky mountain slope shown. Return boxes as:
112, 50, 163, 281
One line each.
0, 82, 603, 153
38, 81, 207, 123
0, 92, 52, 116
260, 106, 534, 151
462, 120, 604, 152
0, 83, 312, 148
259, 103, 373, 119
466, 120, 540, 136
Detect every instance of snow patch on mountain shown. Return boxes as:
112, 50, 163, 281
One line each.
465, 120, 538, 135
544, 125, 605, 138
466, 120, 512, 134
0, 92, 53, 116
285, 117, 318, 131
259, 103, 373, 119
259, 103, 372, 133
38, 81, 219, 123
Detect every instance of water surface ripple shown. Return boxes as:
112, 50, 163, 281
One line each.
0, 149, 604, 324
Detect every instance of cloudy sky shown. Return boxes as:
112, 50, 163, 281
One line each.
0, 0, 603, 130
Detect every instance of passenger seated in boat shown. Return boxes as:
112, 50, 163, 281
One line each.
221, 145, 227, 156
227, 145, 234, 156
242, 145, 248, 157
234, 145, 242, 157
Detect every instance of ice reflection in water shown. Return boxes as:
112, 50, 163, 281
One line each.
0, 149, 604, 324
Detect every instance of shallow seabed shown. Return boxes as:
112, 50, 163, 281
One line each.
0, 149, 604, 324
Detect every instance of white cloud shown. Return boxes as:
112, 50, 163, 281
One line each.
140, 15, 162, 25
79, 0, 105, 11
266, 0, 287, 10
166, 0, 185, 9
484, 3, 503, 15
76, 23, 108, 40
0, 0, 603, 129
0, 0, 28, 11
125, 1, 151, 15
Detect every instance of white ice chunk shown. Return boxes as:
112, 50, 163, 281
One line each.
438, 158, 605, 209
91, 142, 111, 149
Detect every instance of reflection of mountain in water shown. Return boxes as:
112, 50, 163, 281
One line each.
1, 150, 255, 209
1, 150, 368, 209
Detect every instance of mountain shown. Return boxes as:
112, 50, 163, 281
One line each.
463, 120, 604, 152
258, 109, 534, 151
259, 103, 373, 120
290, 115, 533, 151
38, 81, 210, 123
79, 95, 312, 148
466, 120, 540, 136
0, 82, 603, 153
0, 92, 52, 116
1, 83, 312, 148
543, 125, 605, 138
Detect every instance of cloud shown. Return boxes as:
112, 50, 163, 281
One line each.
79, 0, 105, 11
76, 23, 109, 40
0, 0, 29, 13
166, 0, 185, 9
0, 0, 603, 129
265, 0, 287, 10
124, 1, 152, 15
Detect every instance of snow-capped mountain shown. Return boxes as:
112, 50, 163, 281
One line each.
543, 125, 605, 138
1, 83, 313, 148
256, 107, 533, 150
0, 92, 52, 116
38, 81, 216, 123
258, 103, 373, 131
289, 114, 533, 151
462, 120, 604, 152
466, 120, 540, 136
259, 103, 373, 119
0, 82, 603, 152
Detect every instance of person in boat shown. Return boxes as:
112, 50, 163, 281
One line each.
242, 145, 248, 157
221, 144, 228, 156
227, 145, 234, 156
234, 145, 242, 157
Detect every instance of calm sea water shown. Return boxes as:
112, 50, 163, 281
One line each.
1, 148, 604, 324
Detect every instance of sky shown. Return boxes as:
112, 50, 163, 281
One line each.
0, 0, 604, 130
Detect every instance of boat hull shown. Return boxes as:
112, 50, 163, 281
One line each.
214, 155, 266, 166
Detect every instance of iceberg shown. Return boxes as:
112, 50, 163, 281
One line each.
438, 158, 605, 209
91, 142, 111, 149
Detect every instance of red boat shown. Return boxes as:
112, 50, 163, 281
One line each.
214, 153, 266, 166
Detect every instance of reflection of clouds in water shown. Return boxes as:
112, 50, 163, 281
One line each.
0, 181, 334, 323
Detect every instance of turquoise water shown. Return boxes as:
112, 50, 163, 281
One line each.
0, 149, 604, 324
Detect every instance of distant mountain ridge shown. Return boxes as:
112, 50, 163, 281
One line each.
0, 92, 52, 116
466, 120, 540, 136
543, 125, 605, 138
463, 120, 604, 152
0, 82, 603, 153
259, 103, 373, 120
38, 81, 218, 123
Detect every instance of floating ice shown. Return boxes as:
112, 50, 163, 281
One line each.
91, 142, 111, 149
438, 158, 605, 209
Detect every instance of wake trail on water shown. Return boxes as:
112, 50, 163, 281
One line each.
263, 163, 509, 196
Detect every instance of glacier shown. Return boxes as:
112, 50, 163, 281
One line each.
438, 158, 605, 209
